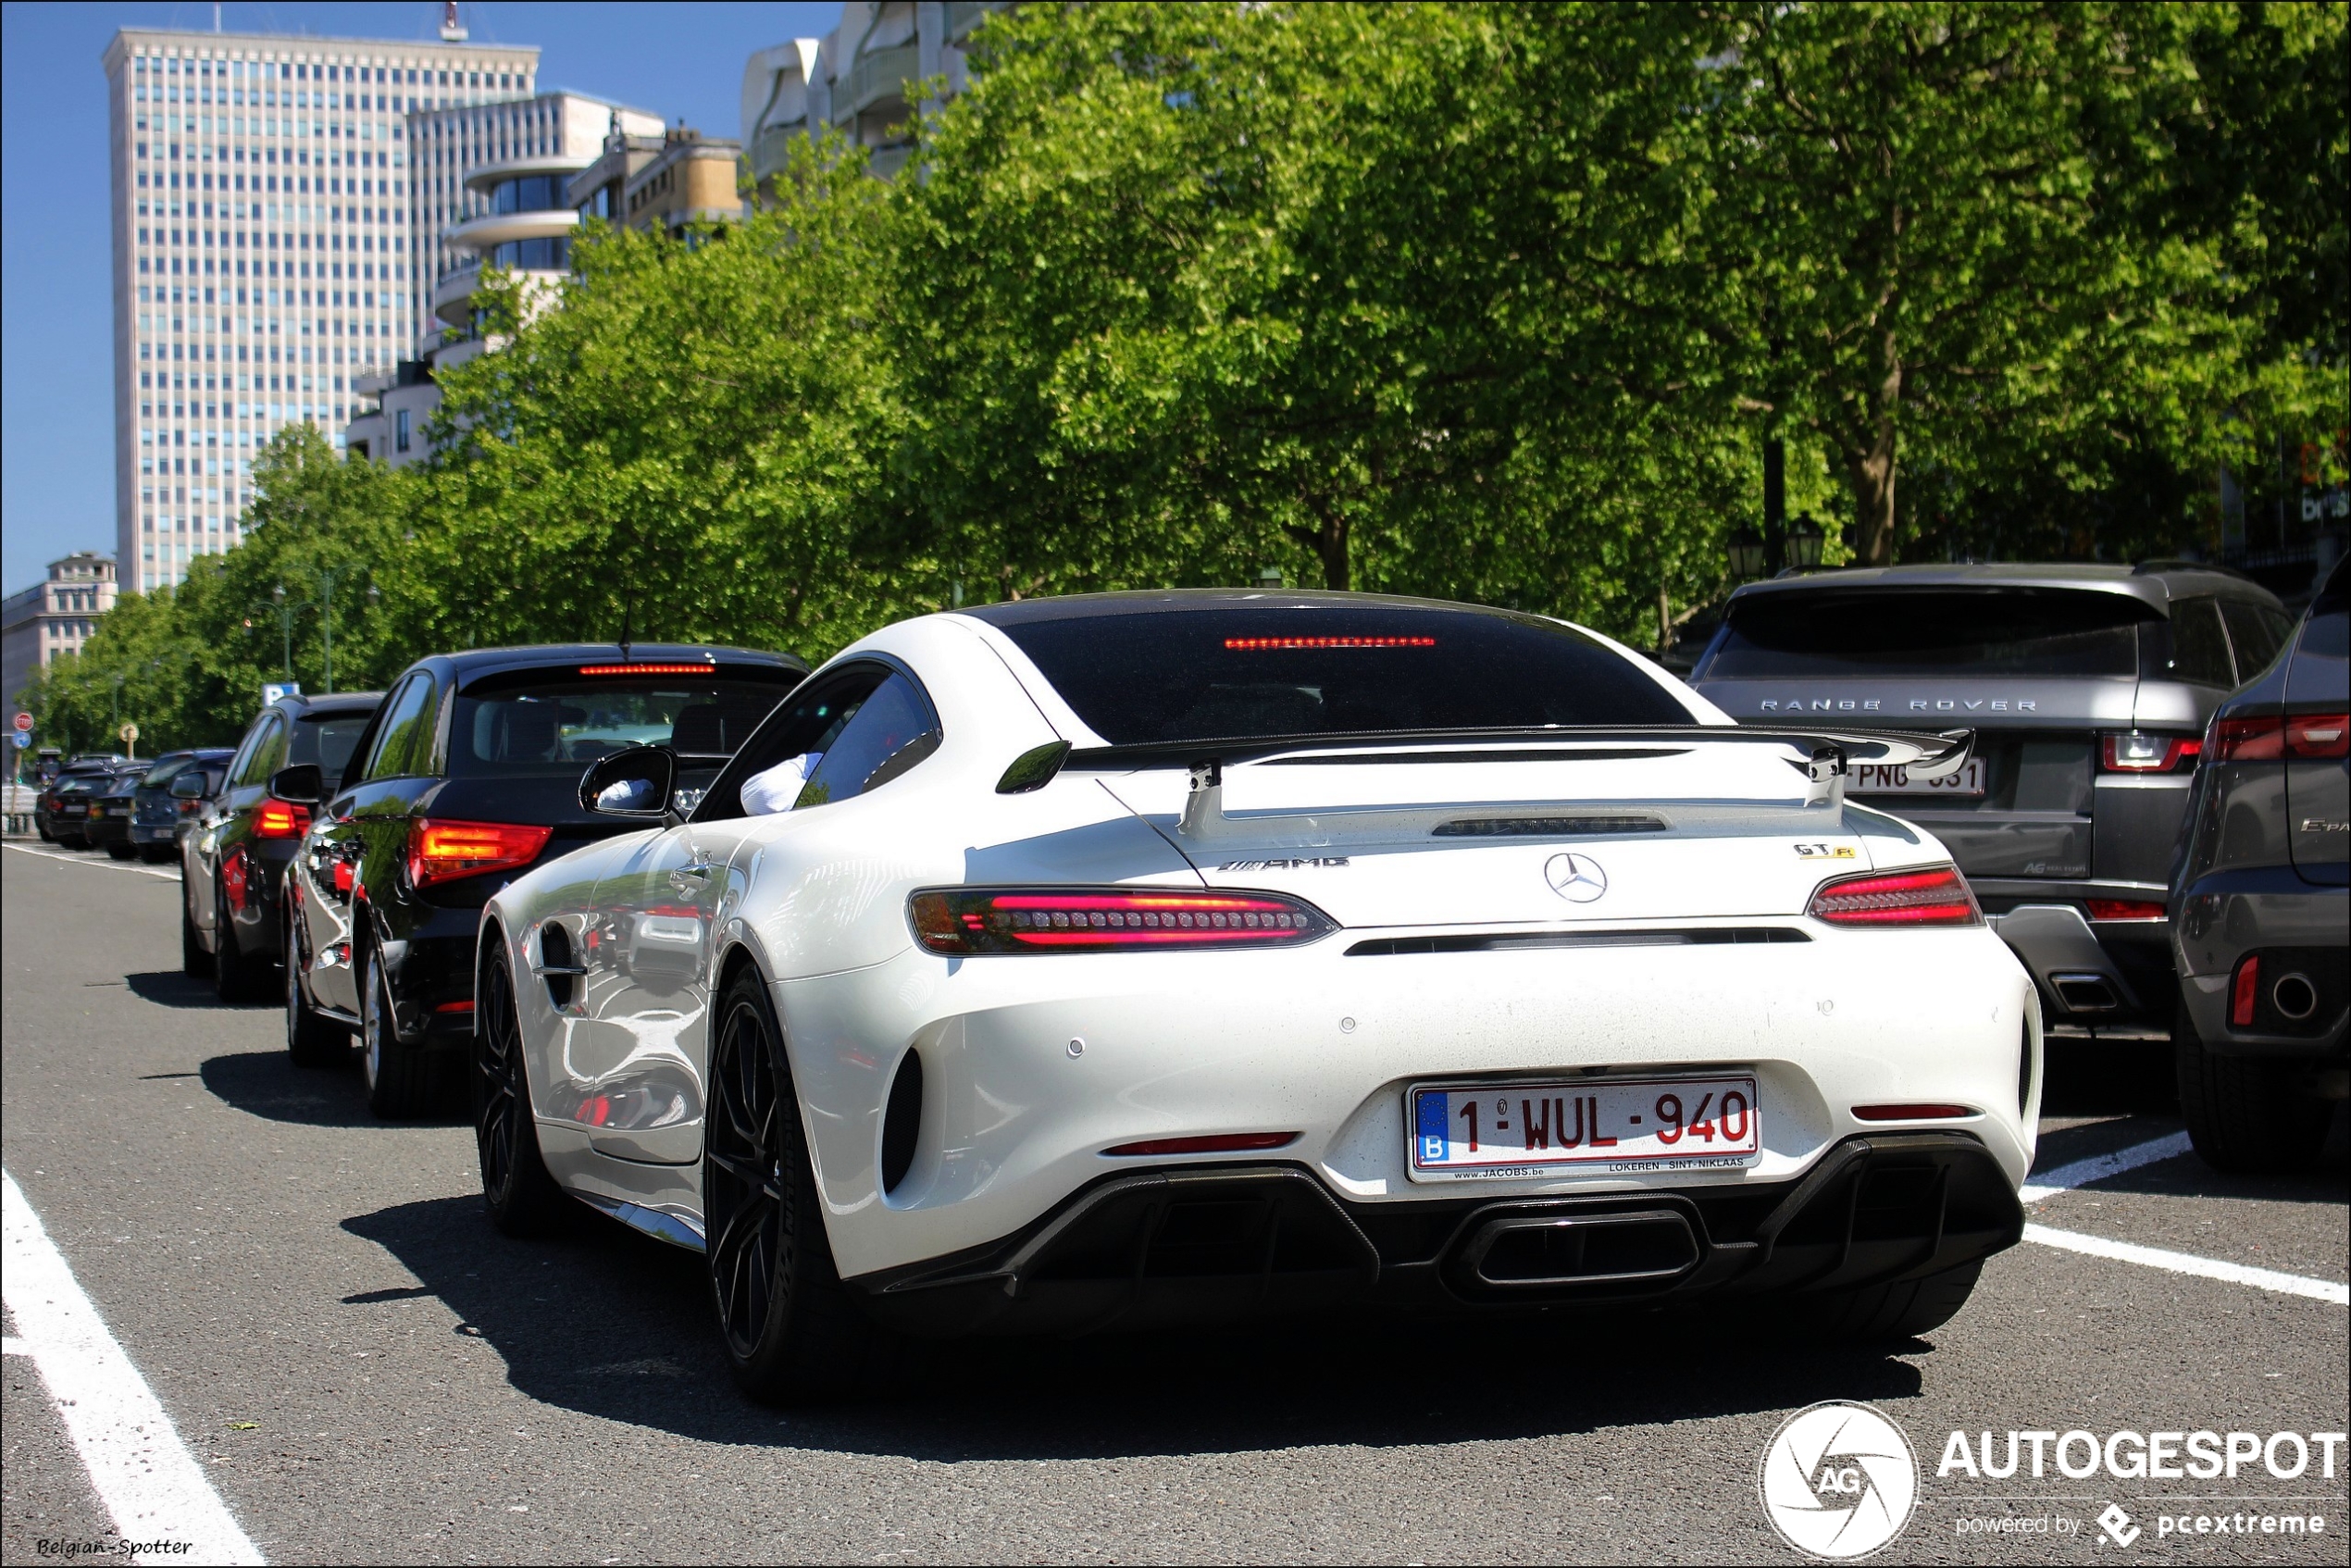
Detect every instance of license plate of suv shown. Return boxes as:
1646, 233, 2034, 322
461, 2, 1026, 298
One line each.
1409, 1075, 1760, 1179
1849, 758, 1986, 796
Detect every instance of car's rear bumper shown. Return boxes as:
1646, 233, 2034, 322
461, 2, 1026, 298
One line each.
2173, 869, 2349, 1060
776, 921, 2040, 1281
1980, 890, 2177, 1038
379, 906, 483, 1047
847, 1132, 2022, 1336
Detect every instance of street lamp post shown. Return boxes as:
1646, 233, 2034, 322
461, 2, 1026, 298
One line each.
270, 585, 299, 680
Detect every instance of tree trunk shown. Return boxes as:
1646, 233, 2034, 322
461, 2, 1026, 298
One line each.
1848, 331, 1903, 565
1289, 497, 1351, 591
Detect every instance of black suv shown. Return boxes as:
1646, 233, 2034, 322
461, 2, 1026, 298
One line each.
1690, 562, 2296, 1042
182, 691, 384, 1000
2170, 555, 2348, 1171
280, 644, 804, 1116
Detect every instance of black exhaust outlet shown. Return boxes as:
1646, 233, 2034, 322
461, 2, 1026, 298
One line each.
1459, 1209, 1699, 1291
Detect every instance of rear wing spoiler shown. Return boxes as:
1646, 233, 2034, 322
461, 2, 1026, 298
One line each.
996, 725, 1974, 825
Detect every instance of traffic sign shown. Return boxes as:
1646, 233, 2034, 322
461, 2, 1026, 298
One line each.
10, 712, 29, 732
120, 723, 140, 744
8, 733, 28, 750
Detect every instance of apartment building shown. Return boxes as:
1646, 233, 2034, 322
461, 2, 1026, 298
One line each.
103, 25, 539, 594
345, 96, 663, 467
2, 554, 118, 714
741, 2, 1010, 190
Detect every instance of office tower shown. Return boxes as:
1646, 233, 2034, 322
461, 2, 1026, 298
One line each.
103, 26, 537, 593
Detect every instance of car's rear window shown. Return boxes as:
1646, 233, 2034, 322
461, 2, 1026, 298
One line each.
291, 711, 376, 778
447, 672, 790, 778
995, 606, 1691, 745
1705, 589, 2151, 679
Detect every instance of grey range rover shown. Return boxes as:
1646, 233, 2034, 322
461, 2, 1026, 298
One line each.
1689, 561, 2299, 1044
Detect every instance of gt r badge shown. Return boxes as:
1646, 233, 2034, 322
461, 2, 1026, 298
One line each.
1544, 852, 1608, 902
1793, 842, 1858, 859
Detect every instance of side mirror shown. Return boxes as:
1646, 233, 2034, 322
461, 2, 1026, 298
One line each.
269, 763, 324, 805
170, 771, 207, 799
580, 745, 678, 819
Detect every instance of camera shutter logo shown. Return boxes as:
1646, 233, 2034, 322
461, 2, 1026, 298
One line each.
1757, 1400, 1919, 1560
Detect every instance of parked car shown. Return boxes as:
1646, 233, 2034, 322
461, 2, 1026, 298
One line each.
36, 759, 131, 849
129, 748, 235, 863
83, 767, 148, 859
182, 691, 384, 1001
1689, 562, 2296, 1045
280, 644, 805, 1114
2170, 554, 2348, 1171
478, 591, 2034, 1402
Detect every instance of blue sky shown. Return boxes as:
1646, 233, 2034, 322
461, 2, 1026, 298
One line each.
1, 0, 842, 593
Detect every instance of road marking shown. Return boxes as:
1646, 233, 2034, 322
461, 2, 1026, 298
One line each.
2023, 1222, 2349, 1307
2018, 1129, 2194, 1203
2, 1170, 266, 1565
4, 841, 180, 881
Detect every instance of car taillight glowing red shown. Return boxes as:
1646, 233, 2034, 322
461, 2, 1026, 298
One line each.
1807, 865, 1981, 927
2285, 713, 2349, 759
575, 663, 714, 677
909, 888, 1336, 954
2209, 714, 2285, 762
2100, 732, 2201, 772
2086, 899, 2166, 922
405, 818, 553, 889
254, 798, 312, 840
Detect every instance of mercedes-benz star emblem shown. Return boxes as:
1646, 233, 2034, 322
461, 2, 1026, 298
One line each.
1544, 852, 1608, 903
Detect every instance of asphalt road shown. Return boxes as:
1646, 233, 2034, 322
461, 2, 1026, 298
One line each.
4, 842, 2345, 1565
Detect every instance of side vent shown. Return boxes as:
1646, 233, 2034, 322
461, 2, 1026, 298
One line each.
881, 1048, 925, 1196
538, 924, 578, 1009
1433, 815, 1668, 838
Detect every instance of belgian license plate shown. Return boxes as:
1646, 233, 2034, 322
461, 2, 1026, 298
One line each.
1849, 758, 1986, 796
1410, 1075, 1760, 1179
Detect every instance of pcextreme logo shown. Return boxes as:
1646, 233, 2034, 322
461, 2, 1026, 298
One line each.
1758, 1400, 1920, 1560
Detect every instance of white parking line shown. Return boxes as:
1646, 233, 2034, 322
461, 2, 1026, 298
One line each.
4, 841, 180, 881
2023, 1223, 2350, 1307
2012, 1129, 2349, 1306
2, 1170, 266, 1565
2019, 1129, 2194, 1203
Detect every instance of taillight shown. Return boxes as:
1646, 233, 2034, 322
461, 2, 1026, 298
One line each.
1102, 1131, 1300, 1156
2231, 954, 2261, 1027
1807, 864, 1981, 927
2209, 714, 2284, 762
405, 818, 553, 889
2285, 713, 2349, 759
2086, 899, 2166, 922
2101, 732, 2200, 772
254, 798, 313, 840
909, 887, 1336, 954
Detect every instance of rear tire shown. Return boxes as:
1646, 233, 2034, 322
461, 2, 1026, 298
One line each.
212, 877, 270, 1002
475, 946, 566, 1235
2176, 1001, 2331, 1174
703, 965, 893, 1403
284, 915, 348, 1067
181, 889, 213, 978
361, 944, 440, 1119
106, 841, 136, 861
1810, 1260, 1985, 1342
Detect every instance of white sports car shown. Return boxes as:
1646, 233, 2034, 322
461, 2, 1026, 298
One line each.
475, 591, 2035, 1400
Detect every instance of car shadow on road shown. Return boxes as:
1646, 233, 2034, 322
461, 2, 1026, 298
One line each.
343, 1194, 1929, 1462
198, 1048, 468, 1130
125, 970, 271, 1010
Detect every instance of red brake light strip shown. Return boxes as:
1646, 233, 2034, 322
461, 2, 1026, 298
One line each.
1222, 637, 1437, 650
576, 663, 715, 676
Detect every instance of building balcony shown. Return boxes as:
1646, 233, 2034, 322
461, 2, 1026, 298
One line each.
833, 42, 919, 125
868, 143, 914, 180
432, 263, 483, 328
751, 118, 810, 184
443, 206, 580, 258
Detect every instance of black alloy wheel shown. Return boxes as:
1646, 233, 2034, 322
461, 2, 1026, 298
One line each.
283, 914, 348, 1067
211, 870, 272, 1002
361, 944, 441, 1119
702, 966, 889, 1403
475, 945, 564, 1234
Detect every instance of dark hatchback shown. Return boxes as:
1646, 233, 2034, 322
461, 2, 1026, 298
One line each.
280, 644, 805, 1116
35, 756, 130, 847
96, 749, 234, 862
183, 691, 384, 1000
128, 749, 235, 862
2171, 555, 2348, 1171
1691, 563, 2295, 1042
81, 767, 150, 858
